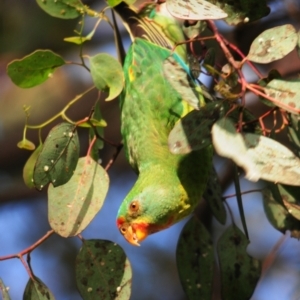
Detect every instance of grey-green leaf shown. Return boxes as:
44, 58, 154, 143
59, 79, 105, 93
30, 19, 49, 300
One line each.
36, 0, 85, 19
212, 118, 300, 185
169, 102, 224, 154
248, 24, 298, 63
76, 239, 132, 300
264, 79, 300, 114
89, 53, 124, 101
7, 50, 65, 88
217, 225, 261, 300
48, 156, 109, 237
23, 276, 55, 300
0, 278, 11, 300
33, 122, 79, 190
176, 217, 214, 299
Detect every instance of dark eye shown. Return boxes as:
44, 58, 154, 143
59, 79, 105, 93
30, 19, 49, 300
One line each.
120, 225, 127, 234
129, 201, 139, 212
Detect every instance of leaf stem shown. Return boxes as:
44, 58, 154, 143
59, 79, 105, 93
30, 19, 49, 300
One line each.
26, 86, 96, 130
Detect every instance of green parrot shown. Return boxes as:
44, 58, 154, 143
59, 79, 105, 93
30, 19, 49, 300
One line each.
114, 2, 213, 246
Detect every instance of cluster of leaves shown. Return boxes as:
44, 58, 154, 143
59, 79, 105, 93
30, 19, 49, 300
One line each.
2, 0, 300, 299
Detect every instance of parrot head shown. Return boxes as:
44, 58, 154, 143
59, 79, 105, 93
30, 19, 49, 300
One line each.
116, 178, 183, 246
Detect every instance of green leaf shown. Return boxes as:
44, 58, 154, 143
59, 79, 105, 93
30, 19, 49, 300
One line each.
263, 186, 300, 238
212, 118, 300, 185
76, 239, 132, 300
7, 50, 65, 88
89, 54, 124, 101
48, 156, 109, 237
176, 217, 214, 299
203, 167, 227, 224
206, 0, 270, 25
0, 278, 11, 300
36, 0, 85, 19
168, 102, 223, 154
23, 276, 55, 300
89, 101, 105, 162
217, 225, 261, 300
17, 138, 36, 151
264, 79, 300, 114
248, 24, 298, 63
277, 185, 300, 221
33, 122, 80, 190
23, 144, 43, 189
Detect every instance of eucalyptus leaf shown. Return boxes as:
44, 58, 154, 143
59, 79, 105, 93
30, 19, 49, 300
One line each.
168, 101, 224, 154
0, 278, 11, 300
76, 239, 132, 300
33, 122, 79, 190
264, 79, 300, 114
248, 24, 297, 63
48, 156, 109, 237
89, 100, 105, 162
176, 217, 214, 299
7, 50, 65, 88
203, 167, 226, 224
36, 0, 85, 19
206, 0, 269, 25
212, 118, 300, 185
23, 276, 55, 300
23, 144, 43, 189
165, 0, 227, 20
89, 53, 124, 101
217, 225, 261, 300
263, 187, 300, 238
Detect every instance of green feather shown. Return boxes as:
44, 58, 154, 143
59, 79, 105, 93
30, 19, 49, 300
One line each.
115, 3, 213, 245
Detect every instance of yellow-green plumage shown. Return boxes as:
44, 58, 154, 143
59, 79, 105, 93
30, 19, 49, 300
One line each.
115, 4, 213, 245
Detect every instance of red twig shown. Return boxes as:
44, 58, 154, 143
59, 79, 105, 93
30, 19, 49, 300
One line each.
0, 230, 54, 261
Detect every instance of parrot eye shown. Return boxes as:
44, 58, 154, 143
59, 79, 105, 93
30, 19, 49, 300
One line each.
120, 225, 127, 234
129, 201, 139, 212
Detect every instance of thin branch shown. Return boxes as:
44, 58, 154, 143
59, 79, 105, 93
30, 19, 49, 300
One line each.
0, 230, 54, 261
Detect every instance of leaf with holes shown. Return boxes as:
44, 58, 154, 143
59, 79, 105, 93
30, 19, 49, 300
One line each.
203, 167, 226, 224
90, 53, 124, 101
7, 50, 65, 88
264, 79, 300, 114
36, 0, 85, 19
76, 239, 132, 300
217, 225, 261, 300
48, 156, 109, 237
168, 102, 223, 154
0, 278, 11, 300
248, 24, 297, 64
23, 276, 55, 300
23, 144, 43, 189
176, 217, 214, 299
212, 118, 300, 185
165, 0, 227, 20
33, 122, 79, 190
